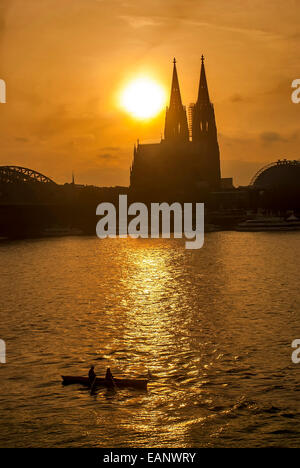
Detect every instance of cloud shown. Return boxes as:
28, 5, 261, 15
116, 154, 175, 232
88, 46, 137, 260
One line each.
15, 137, 29, 143
119, 15, 161, 29
230, 94, 244, 103
101, 146, 120, 151
97, 152, 114, 160
260, 131, 286, 143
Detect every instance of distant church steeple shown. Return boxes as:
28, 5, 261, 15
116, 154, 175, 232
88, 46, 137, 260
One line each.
164, 58, 189, 142
192, 55, 217, 141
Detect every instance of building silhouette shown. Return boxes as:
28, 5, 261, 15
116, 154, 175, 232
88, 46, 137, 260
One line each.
129, 57, 221, 201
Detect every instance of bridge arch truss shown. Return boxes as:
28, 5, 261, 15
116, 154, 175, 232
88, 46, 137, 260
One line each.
0, 166, 56, 185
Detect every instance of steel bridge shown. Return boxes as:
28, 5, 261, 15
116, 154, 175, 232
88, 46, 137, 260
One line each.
250, 159, 300, 186
0, 166, 56, 185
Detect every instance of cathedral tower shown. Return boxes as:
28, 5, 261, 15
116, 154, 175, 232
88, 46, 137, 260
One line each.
191, 56, 221, 188
130, 57, 222, 198
164, 58, 189, 142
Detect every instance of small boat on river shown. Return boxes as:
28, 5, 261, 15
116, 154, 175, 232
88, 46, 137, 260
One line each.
61, 375, 148, 390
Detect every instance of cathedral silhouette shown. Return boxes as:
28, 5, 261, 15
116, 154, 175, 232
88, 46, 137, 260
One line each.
129, 57, 221, 201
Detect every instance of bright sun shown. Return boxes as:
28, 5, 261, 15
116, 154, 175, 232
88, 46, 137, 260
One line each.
120, 77, 166, 120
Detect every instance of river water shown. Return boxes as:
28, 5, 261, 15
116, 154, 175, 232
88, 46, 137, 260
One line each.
0, 232, 299, 448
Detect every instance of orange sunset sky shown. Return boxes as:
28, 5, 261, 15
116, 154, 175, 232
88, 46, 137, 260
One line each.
0, 0, 299, 187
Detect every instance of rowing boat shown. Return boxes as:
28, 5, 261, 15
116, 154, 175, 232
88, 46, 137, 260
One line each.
61, 375, 148, 390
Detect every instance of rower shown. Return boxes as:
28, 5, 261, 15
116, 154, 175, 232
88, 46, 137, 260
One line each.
88, 365, 96, 384
105, 367, 114, 381
105, 367, 116, 388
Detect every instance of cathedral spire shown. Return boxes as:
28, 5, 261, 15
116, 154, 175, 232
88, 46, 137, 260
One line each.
169, 57, 183, 108
192, 55, 216, 141
197, 55, 210, 105
191, 55, 221, 188
164, 58, 189, 142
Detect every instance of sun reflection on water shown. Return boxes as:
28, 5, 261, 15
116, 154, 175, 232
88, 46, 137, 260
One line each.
1, 233, 299, 447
